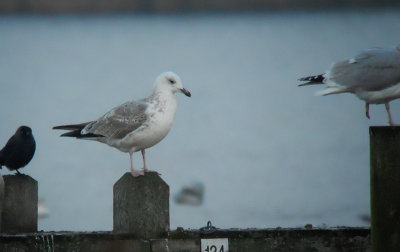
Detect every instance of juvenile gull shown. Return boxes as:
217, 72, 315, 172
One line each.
0, 126, 36, 174
53, 72, 191, 177
298, 45, 400, 125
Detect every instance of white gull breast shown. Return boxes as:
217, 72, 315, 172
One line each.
120, 91, 178, 153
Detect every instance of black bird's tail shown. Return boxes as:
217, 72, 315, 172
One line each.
298, 74, 326, 86
53, 122, 103, 138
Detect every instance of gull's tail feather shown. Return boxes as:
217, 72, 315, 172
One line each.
315, 87, 348, 96
298, 74, 325, 86
52, 122, 91, 131
53, 122, 103, 139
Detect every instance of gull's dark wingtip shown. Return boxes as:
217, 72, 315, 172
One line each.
298, 74, 326, 87
60, 131, 79, 137
60, 130, 104, 138
53, 122, 91, 131
297, 82, 317, 87
53, 121, 103, 138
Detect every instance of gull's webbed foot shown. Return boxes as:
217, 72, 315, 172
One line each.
131, 169, 145, 177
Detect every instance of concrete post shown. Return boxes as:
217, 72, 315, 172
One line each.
370, 126, 400, 252
1, 174, 38, 233
113, 172, 169, 238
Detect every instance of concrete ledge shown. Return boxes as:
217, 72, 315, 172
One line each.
0, 227, 370, 251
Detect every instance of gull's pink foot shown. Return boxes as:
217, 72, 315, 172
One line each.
385, 102, 397, 126
388, 120, 398, 126
141, 168, 161, 176
131, 170, 145, 177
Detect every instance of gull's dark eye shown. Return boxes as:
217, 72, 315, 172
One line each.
168, 78, 176, 84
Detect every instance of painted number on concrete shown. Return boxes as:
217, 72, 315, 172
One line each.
201, 238, 229, 252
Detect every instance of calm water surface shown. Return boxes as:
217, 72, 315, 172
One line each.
1, 10, 400, 231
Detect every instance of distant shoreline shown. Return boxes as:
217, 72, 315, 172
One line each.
0, 0, 399, 14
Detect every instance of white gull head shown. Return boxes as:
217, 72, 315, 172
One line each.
153, 71, 191, 97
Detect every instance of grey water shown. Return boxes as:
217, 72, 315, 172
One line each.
1, 10, 399, 231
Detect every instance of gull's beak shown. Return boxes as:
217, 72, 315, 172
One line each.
180, 88, 191, 97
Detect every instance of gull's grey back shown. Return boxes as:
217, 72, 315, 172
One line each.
328, 47, 400, 91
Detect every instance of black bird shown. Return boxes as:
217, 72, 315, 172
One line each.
0, 126, 36, 174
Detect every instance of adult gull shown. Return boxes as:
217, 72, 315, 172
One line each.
53, 72, 191, 177
298, 45, 400, 125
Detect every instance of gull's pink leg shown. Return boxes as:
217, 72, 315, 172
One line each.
140, 149, 161, 175
385, 102, 395, 126
141, 149, 148, 172
129, 152, 134, 173
365, 103, 370, 119
130, 152, 144, 177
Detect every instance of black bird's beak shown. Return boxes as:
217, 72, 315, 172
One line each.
180, 88, 191, 97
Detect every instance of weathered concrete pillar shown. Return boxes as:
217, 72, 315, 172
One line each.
113, 172, 169, 238
370, 126, 400, 252
1, 174, 38, 233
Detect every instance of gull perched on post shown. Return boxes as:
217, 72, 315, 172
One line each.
53, 72, 191, 177
298, 45, 400, 125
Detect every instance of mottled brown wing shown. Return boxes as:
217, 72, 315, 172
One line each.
82, 101, 148, 140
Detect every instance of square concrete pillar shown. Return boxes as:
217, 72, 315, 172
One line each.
370, 126, 400, 252
1, 174, 38, 233
113, 172, 169, 238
